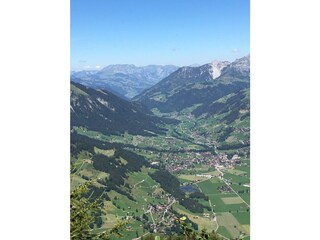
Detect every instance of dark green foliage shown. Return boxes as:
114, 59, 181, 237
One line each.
172, 129, 194, 143
81, 175, 90, 181
217, 142, 250, 150
71, 130, 213, 155
150, 170, 184, 201
70, 182, 127, 240
93, 148, 151, 200
82, 185, 110, 202
70, 131, 114, 157
142, 213, 149, 221
114, 148, 150, 171
150, 170, 207, 213
92, 148, 148, 185
193, 88, 249, 126
71, 131, 149, 202
71, 182, 99, 240
81, 185, 110, 228
222, 110, 240, 124
138, 82, 249, 113
189, 191, 209, 201
71, 82, 178, 137
217, 127, 234, 142
72, 131, 149, 184
240, 111, 250, 120
70, 131, 95, 157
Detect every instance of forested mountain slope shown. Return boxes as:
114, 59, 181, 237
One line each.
134, 56, 249, 114
71, 82, 176, 136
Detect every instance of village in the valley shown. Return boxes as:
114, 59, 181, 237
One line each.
132, 148, 250, 234
76, 120, 250, 237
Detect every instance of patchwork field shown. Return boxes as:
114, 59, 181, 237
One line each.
235, 165, 250, 178
239, 193, 250, 205
197, 179, 228, 194
217, 226, 232, 239
232, 212, 250, 225
118, 220, 145, 239
192, 174, 250, 239
202, 170, 221, 177
223, 173, 249, 185
173, 205, 217, 232
221, 196, 244, 204
223, 168, 247, 176
209, 194, 248, 213
178, 174, 211, 182
229, 184, 250, 205
217, 212, 249, 239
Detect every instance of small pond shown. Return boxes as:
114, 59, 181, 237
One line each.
180, 185, 199, 193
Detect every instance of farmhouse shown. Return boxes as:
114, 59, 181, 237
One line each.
196, 174, 212, 178
232, 154, 240, 160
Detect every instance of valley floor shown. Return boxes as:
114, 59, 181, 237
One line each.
71, 110, 250, 240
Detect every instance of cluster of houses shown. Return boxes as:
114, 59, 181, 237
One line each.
196, 174, 213, 179
162, 151, 216, 172
160, 151, 243, 174
145, 197, 177, 233
217, 185, 232, 193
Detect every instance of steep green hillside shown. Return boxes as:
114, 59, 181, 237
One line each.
71, 82, 177, 136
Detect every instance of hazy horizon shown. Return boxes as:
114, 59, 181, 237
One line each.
71, 0, 249, 71
70, 54, 250, 72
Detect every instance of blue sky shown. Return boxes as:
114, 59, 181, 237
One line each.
71, 0, 249, 71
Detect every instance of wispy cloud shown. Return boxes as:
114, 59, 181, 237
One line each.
83, 65, 91, 69
232, 48, 240, 53
81, 65, 102, 70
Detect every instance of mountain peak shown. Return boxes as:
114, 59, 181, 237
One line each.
221, 55, 250, 78
134, 55, 250, 113
207, 60, 230, 79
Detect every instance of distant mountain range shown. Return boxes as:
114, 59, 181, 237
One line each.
71, 64, 179, 99
71, 55, 250, 139
133, 55, 250, 113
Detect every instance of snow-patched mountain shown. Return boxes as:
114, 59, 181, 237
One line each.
134, 56, 250, 113
133, 60, 230, 101
207, 60, 230, 79
70, 70, 99, 79
71, 64, 179, 99
221, 55, 250, 79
